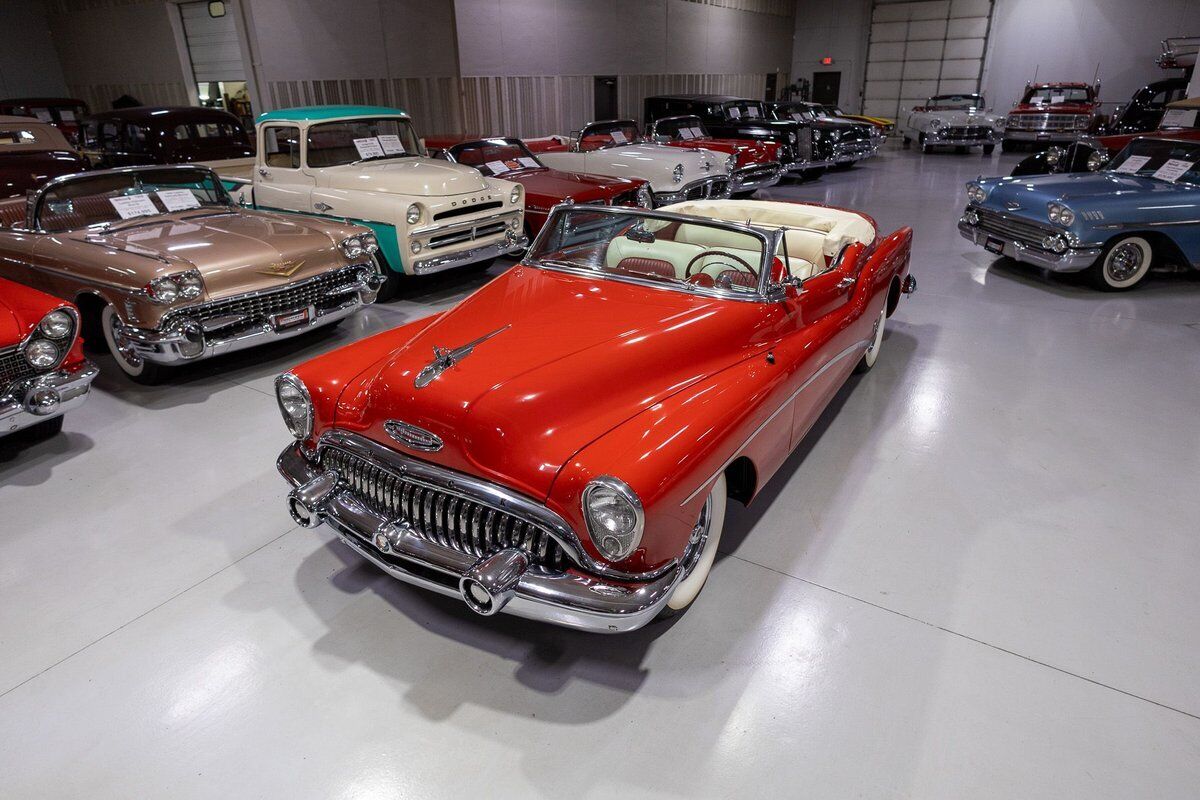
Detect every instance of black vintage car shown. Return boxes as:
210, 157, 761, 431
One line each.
768, 101, 882, 169
80, 106, 254, 168
643, 94, 815, 176
1103, 78, 1189, 135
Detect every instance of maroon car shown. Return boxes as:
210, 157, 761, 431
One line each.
0, 97, 89, 144
431, 136, 652, 236
80, 106, 254, 169
0, 116, 90, 198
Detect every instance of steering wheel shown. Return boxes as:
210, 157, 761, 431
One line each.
684, 250, 758, 282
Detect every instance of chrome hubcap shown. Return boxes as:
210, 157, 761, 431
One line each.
1107, 242, 1143, 282
677, 494, 714, 581
107, 315, 143, 368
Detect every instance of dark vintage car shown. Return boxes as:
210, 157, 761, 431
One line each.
768, 101, 883, 168
80, 106, 254, 169
1104, 78, 1188, 135
643, 115, 783, 195
0, 97, 89, 144
643, 95, 811, 175
0, 115, 91, 198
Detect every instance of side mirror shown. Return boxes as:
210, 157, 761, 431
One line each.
782, 276, 803, 299
418, 137, 427, 157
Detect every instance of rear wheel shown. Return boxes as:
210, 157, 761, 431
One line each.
854, 308, 887, 374
1089, 236, 1153, 291
659, 474, 727, 618
102, 304, 165, 384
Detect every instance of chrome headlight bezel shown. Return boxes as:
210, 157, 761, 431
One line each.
406, 203, 422, 225
581, 475, 644, 562
635, 182, 653, 208
966, 182, 988, 204
672, 163, 684, 184
509, 185, 522, 205
38, 309, 74, 339
146, 269, 204, 304
340, 236, 365, 259
360, 232, 379, 254
24, 338, 59, 369
929, 118, 944, 130
1047, 202, 1074, 227
274, 373, 313, 440
724, 153, 737, 173
1044, 146, 1064, 166
1086, 149, 1107, 171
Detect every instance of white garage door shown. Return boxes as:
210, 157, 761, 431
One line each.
179, 1, 244, 83
862, 0, 993, 121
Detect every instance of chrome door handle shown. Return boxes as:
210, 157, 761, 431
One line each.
837, 277, 856, 289
314, 202, 332, 212
257, 167, 269, 177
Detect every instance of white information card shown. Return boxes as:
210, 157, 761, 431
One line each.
517, 157, 539, 169
352, 137, 385, 160
377, 134, 405, 155
1112, 155, 1150, 174
1160, 109, 1199, 129
1152, 158, 1194, 183
610, 130, 627, 143
157, 189, 201, 212
484, 160, 509, 175
108, 194, 160, 219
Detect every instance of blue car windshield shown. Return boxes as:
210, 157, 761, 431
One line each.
1108, 139, 1200, 186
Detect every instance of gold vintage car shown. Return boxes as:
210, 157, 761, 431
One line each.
0, 165, 383, 383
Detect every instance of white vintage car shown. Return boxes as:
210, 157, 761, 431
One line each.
902, 94, 1002, 154
530, 120, 733, 205
224, 105, 527, 299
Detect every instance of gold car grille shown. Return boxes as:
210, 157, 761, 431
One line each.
0, 346, 37, 396
322, 447, 570, 571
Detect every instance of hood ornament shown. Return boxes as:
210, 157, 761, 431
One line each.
258, 259, 304, 277
384, 420, 443, 452
414, 324, 510, 389
1005, 200, 1021, 211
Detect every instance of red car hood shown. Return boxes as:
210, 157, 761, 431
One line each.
511, 167, 640, 203
1010, 103, 1097, 115
669, 138, 778, 167
0, 277, 58, 343
335, 265, 769, 499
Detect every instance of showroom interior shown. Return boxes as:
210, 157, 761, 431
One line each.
1, 0, 1199, 796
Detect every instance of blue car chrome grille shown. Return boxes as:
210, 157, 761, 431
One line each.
974, 208, 1057, 248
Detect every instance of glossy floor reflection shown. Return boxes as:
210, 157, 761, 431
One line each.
1, 144, 1198, 798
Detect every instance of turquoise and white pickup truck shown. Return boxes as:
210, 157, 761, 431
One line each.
222, 105, 527, 299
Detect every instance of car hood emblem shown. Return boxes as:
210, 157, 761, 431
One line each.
414, 324, 510, 388
384, 420, 443, 451
1005, 200, 1021, 211
258, 259, 304, 277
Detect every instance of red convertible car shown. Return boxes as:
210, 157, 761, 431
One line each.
432, 136, 651, 235
1, 277, 97, 440
644, 114, 784, 195
276, 199, 914, 631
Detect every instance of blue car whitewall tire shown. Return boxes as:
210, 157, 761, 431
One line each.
1091, 235, 1153, 291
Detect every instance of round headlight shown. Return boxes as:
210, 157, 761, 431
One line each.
178, 271, 203, 299
406, 204, 421, 224
813, 129, 822, 140
25, 338, 59, 369
1047, 202, 1061, 223
274, 373, 312, 440
1086, 150, 1107, 171
672, 163, 684, 184
410, 240, 422, 254
509, 186, 522, 205
930, 118, 944, 130
341, 236, 364, 259
1044, 147, 1063, 167
148, 277, 179, 304
966, 183, 986, 204
1058, 207, 1075, 226
361, 233, 379, 253
582, 476, 644, 562
38, 310, 73, 339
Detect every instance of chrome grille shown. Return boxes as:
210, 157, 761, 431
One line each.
682, 177, 729, 200
161, 266, 363, 334
0, 345, 36, 396
322, 447, 569, 571
1006, 113, 1086, 131
945, 126, 992, 139
428, 220, 510, 250
974, 208, 1055, 248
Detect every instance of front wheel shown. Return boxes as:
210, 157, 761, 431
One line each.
854, 308, 886, 374
102, 305, 165, 384
659, 474, 727, 617
1089, 236, 1153, 291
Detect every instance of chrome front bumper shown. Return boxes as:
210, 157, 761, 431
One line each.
1, 360, 98, 435
730, 163, 784, 193
410, 230, 529, 276
277, 441, 681, 633
958, 219, 1102, 272
806, 140, 881, 168
924, 131, 997, 147
652, 176, 732, 205
120, 269, 379, 366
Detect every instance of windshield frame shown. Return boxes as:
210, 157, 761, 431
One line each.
526, 204, 785, 303
28, 164, 233, 233
444, 137, 545, 174
305, 115, 421, 168
574, 120, 642, 152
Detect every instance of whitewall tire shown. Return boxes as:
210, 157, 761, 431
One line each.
1090, 236, 1153, 291
102, 304, 163, 384
662, 474, 727, 615
854, 308, 886, 374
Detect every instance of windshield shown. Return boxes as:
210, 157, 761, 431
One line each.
34, 167, 231, 232
654, 117, 709, 140
927, 94, 984, 110
1022, 87, 1093, 106
449, 138, 542, 175
777, 104, 818, 122
306, 117, 421, 167
529, 207, 768, 298
724, 101, 766, 120
0, 122, 70, 152
1106, 139, 1200, 185
578, 121, 640, 151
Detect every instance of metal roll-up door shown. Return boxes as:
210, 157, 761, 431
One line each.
862, 0, 993, 120
179, 1, 244, 83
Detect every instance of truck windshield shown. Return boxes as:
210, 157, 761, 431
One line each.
306, 117, 421, 167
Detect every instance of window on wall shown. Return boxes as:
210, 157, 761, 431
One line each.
862, 0, 994, 121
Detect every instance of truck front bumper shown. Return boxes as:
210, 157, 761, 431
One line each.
1, 360, 98, 436
410, 230, 528, 275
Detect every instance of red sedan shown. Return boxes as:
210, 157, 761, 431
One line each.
0, 277, 97, 440
275, 198, 915, 632
429, 136, 651, 235
645, 115, 784, 194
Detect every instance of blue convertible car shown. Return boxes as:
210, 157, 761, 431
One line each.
959, 137, 1200, 289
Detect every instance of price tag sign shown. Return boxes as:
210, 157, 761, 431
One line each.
517, 157, 539, 168
60, 109, 76, 122
1050, 95, 1066, 105
109, 194, 160, 220
377, 134, 405, 154
611, 130, 627, 144
1152, 158, 1194, 183
1160, 109, 1198, 129
1113, 155, 1150, 174
678, 127, 694, 139
729, 107, 742, 118
484, 159, 509, 175
157, 189, 201, 212
690, 127, 705, 139
33, 109, 53, 122
352, 137, 385, 160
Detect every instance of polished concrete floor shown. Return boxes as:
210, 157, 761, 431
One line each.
2, 143, 1198, 799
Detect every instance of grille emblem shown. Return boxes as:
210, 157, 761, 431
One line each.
258, 259, 304, 278
385, 420, 443, 452
415, 324, 510, 388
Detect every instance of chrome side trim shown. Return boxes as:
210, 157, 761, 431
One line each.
680, 338, 871, 506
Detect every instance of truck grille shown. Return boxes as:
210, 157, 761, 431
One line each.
0, 346, 37, 397
974, 208, 1056, 248
1006, 113, 1086, 131
321, 446, 570, 571
161, 266, 363, 336
428, 220, 509, 250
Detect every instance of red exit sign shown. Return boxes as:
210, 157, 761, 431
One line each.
820, 57, 834, 65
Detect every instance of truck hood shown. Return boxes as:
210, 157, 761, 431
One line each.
316, 158, 492, 196
71, 209, 348, 297
334, 265, 767, 499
